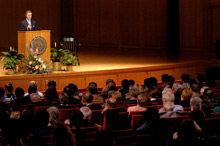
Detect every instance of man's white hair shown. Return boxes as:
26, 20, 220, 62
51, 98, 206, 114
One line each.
162, 90, 175, 102
80, 106, 92, 120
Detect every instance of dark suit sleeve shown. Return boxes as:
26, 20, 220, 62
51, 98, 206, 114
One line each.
20, 21, 27, 31
32, 21, 37, 31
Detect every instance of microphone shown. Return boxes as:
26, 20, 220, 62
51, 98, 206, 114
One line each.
37, 24, 43, 30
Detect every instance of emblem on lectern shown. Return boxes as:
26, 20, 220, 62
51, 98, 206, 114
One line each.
30, 36, 47, 55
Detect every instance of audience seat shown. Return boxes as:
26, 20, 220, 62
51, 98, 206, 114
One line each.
103, 112, 131, 130
131, 115, 144, 129
136, 134, 157, 146
58, 108, 78, 121
113, 129, 137, 146
76, 138, 96, 146
35, 106, 53, 114
204, 117, 220, 137
163, 116, 189, 132
82, 126, 99, 133
89, 110, 103, 124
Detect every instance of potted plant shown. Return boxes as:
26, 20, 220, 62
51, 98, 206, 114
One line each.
60, 53, 76, 71
50, 48, 67, 71
1, 49, 24, 75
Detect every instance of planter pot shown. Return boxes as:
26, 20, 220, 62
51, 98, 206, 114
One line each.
6, 69, 15, 75
66, 65, 73, 71
53, 62, 61, 71
61, 64, 67, 71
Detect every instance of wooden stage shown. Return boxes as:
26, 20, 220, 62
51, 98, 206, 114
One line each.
0, 47, 217, 92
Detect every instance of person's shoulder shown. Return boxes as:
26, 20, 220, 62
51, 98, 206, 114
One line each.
21, 20, 26, 24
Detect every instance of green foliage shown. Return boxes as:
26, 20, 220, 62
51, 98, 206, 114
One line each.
60, 53, 77, 66
50, 48, 67, 62
1, 50, 24, 69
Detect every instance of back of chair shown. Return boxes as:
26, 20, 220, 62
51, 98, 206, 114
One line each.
204, 117, 220, 137
131, 114, 144, 129
35, 106, 53, 114
58, 108, 78, 121
89, 110, 103, 124
163, 115, 189, 132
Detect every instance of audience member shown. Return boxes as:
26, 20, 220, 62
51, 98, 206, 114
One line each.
0, 88, 5, 102
47, 106, 60, 126
197, 73, 206, 88
24, 81, 43, 97
191, 83, 200, 98
189, 110, 205, 130
35, 110, 51, 136
4, 83, 15, 100
159, 90, 184, 118
178, 88, 192, 107
128, 79, 135, 87
173, 118, 202, 145
137, 108, 172, 145
10, 101, 20, 119
102, 79, 116, 94
123, 85, 140, 104
30, 93, 41, 103
161, 74, 169, 87
119, 79, 130, 97
52, 122, 76, 146
127, 93, 151, 115
15, 87, 32, 105
63, 86, 81, 105
86, 83, 104, 103
68, 83, 80, 99
79, 106, 94, 127
111, 91, 128, 109
181, 74, 190, 89
45, 80, 59, 101
81, 92, 102, 110
190, 97, 202, 111
58, 92, 69, 108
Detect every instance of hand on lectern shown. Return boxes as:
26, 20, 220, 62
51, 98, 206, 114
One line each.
27, 24, 32, 30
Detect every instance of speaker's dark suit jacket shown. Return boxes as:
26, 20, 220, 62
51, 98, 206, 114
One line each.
20, 19, 37, 31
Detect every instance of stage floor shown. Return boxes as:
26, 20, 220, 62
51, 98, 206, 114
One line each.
0, 47, 172, 75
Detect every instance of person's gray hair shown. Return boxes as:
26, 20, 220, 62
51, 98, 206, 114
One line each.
190, 97, 202, 110
47, 106, 59, 125
162, 91, 175, 102
80, 106, 92, 120
129, 86, 141, 98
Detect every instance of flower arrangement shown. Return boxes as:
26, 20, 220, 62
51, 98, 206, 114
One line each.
22, 45, 52, 74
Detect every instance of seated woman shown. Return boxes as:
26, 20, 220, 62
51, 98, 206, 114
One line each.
173, 118, 202, 146
127, 93, 151, 115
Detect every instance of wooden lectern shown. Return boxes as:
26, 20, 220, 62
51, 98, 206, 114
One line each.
18, 30, 51, 61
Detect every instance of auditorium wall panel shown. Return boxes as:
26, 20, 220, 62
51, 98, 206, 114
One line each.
73, 0, 167, 49
179, 0, 210, 61
142, 0, 167, 49
99, 0, 118, 47
74, 0, 99, 46
209, 1, 220, 52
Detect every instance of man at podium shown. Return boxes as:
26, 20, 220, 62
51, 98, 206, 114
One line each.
20, 10, 37, 31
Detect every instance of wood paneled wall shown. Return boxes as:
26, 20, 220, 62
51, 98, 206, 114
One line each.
74, 0, 167, 49
0, 0, 61, 51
